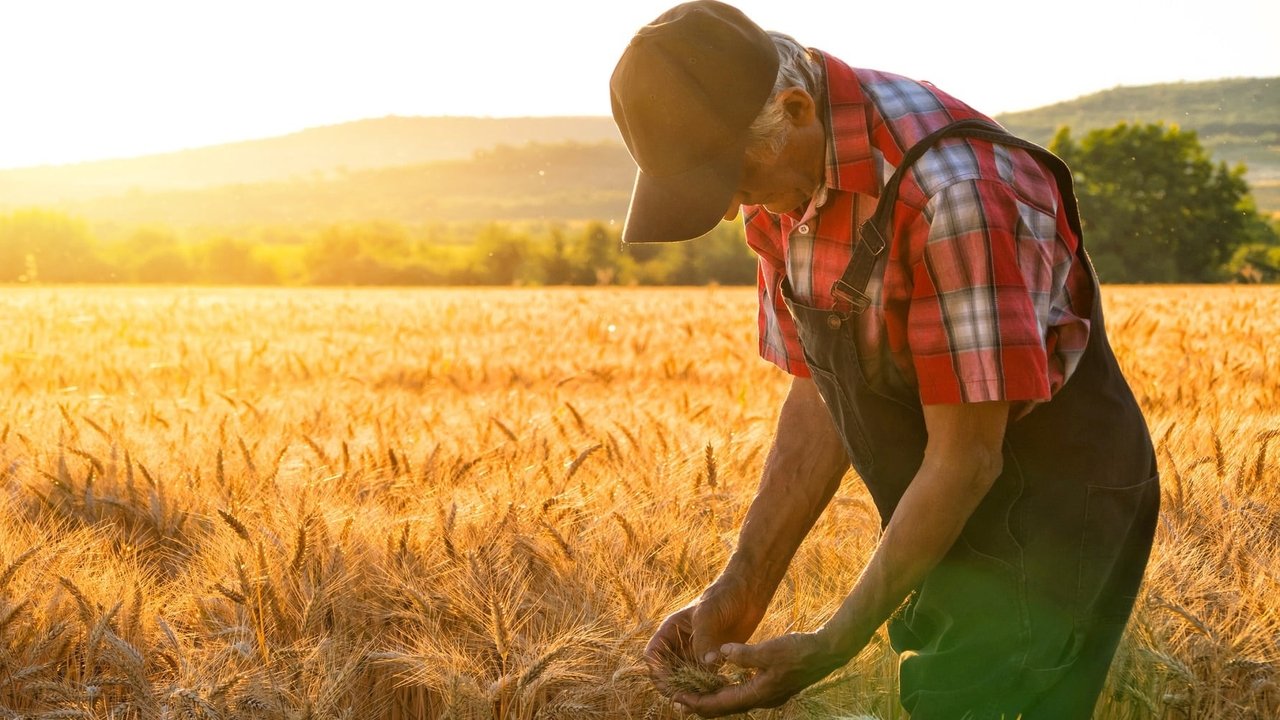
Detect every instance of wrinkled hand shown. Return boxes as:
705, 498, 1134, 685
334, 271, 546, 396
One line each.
671, 632, 849, 718
644, 576, 768, 695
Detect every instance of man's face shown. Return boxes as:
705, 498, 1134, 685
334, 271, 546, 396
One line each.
723, 90, 826, 220
724, 141, 816, 219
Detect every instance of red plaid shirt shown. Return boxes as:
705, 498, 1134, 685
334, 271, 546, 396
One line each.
746, 52, 1093, 408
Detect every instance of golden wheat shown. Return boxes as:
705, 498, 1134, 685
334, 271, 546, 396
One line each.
0, 284, 1276, 719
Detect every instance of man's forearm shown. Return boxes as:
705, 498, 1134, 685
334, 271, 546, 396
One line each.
721, 377, 850, 596
818, 402, 1009, 659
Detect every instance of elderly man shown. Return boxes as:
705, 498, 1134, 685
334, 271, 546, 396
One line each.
610, 2, 1160, 718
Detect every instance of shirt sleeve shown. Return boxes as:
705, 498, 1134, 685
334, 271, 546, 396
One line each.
909, 179, 1052, 405
744, 208, 811, 378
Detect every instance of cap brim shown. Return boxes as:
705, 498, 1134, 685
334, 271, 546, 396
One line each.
620, 138, 744, 244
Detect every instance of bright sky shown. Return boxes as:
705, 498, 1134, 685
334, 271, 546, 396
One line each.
1, 0, 1276, 169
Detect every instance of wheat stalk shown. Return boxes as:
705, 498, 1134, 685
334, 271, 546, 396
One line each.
217, 509, 251, 542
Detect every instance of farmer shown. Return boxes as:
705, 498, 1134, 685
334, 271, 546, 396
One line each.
610, 2, 1160, 718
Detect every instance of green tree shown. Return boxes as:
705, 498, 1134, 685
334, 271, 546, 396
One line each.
540, 227, 574, 285
119, 227, 196, 283
570, 222, 620, 285
198, 236, 279, 284
303, 222, 412, 285
1227, 242, 1280, 282
136, 248, 195, 283
0, 209, 111, 282
693, 222, 757, 284
472, 223, 528, 285
624, 221, 756, 285
1051, 123, 1265, 282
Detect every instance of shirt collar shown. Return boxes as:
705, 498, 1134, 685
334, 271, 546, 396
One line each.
813, 51, 881, 201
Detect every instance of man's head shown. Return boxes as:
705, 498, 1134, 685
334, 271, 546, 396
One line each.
610, 1, 826, 244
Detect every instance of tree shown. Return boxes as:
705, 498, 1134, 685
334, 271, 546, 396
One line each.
303, 222, 412, 285
0, 209, 111, 282
473, 223, 528, 285
198, 236, 279, 284
571, 222, 620, 285
623, 221, 757, 285
1050, 123, 1266, 282
540, 227, 574, 285
122, 227, 195, 283
692, 222, 757, 284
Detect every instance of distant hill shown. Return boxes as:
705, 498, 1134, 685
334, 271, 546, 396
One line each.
996, 77, 1277, 173
0, 116, 622, 205
996, 77, 1279, 211
2, 77, 1275, 225
62, 142, 637, 228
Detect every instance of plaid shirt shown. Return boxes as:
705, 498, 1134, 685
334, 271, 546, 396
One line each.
746, 52, 1093, 408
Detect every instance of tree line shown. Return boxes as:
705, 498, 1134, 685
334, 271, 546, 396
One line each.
0, 214, 759, 287
2, 122, 1277, 286
1049, 123, 1279, 282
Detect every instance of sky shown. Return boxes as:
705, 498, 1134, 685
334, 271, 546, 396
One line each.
1, 0, 1276, 169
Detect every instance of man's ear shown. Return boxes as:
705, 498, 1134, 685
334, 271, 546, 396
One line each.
777, 87, 817, 127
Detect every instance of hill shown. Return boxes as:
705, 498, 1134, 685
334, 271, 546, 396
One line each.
0, 116, 622, 206
995, 77, 1277, 173
995, 77, 1279, 211
2, 77, 1275, 225
63, 142, 637, 228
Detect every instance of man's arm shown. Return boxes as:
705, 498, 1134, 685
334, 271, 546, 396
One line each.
819, 400, 1008, 653
645, 375, 849, 677
673, 400, 1009, 717
721, 375, 851, 611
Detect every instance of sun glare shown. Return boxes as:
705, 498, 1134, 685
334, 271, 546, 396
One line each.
0, 0, 1276, 168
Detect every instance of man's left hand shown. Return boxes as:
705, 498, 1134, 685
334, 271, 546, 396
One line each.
670, 631, 851, 718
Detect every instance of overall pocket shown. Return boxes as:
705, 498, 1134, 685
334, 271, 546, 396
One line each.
1076, 473, 1161, 625
806, 364, 875, 477
895, 538, 1032, 717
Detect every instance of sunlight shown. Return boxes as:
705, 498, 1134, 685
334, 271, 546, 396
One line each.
1, 0, 1275, 168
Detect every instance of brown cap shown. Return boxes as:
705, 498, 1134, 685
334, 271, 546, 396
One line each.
609, 1, 779, 243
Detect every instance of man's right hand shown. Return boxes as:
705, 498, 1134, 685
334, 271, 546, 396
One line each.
644, 575, 768, 695
645, 377, 850, 698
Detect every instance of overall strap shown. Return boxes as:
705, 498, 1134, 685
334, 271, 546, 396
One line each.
831, 118, 1083, 315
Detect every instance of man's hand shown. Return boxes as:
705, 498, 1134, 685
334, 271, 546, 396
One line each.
671, 632, 852, 718
664, 400, 1011, 717
646, 377, 850, 702
644, 575, 769, 694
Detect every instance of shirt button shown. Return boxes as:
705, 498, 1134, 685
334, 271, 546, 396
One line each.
826, 314, 842, 329
797, 224, 811, 235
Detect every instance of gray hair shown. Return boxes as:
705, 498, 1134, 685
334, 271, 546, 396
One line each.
745, 32, 823, 159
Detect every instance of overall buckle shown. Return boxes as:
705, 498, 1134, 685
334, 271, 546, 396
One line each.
859, 220, 887, 255
831, 280, 871, 315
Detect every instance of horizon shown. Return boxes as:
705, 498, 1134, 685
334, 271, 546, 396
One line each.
2, 0, 1277, 170
3, 74, 1273, 173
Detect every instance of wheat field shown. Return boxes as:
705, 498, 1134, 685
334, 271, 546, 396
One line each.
0, 284, 1276, 719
